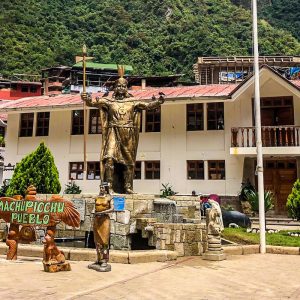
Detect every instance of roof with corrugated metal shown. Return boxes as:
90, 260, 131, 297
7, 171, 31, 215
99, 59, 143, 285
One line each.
0, 84, 237, 112
72, 62, 133, 72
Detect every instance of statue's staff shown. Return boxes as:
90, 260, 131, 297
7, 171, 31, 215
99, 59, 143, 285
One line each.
76, 45, 93, 174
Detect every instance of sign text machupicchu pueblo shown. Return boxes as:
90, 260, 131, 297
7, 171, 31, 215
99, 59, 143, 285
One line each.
0, 199, 65, 225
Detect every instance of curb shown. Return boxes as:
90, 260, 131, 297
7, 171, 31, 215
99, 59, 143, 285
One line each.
223, 244, 300, 255
0, 243, 178, 264
1, 243, 299, 263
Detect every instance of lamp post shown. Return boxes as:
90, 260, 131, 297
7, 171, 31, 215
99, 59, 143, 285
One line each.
252, 0, 266, 253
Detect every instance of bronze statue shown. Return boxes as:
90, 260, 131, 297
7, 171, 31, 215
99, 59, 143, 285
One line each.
81, 66, 164, 194
88, 185, 113, 272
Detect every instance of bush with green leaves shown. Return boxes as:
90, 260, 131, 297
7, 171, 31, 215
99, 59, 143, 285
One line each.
6, 142, 61, 196
160, 183, 177, 198
246, 190, 274, 213
286, 179, 300, 220
64, 180, 82, 194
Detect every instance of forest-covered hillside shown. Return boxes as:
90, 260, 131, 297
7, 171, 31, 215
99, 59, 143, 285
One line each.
0, 0, 299, 80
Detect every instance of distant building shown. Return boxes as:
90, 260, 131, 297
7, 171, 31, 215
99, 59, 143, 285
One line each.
0, 75, 42, 100
194, 56, 300, 85
41, 63, 183, 96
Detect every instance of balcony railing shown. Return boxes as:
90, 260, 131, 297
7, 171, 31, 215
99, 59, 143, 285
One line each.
231, 126, 300, 147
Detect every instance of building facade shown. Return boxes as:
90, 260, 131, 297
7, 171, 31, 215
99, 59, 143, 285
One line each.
1, 66, 300, 214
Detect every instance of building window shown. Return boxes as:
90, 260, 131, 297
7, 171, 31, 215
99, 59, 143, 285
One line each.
21, 85, 29, 93
19, 113, 34, 137
208, 160, 225, 180
87, 161, 100, 180
0, 126, 5, 137
187, 160, 204, 180
207, 103, 224, 130
30, 86, 38, 93
89, 109, 101, 134
72, 110, 84, 135
134, 161, 142, 179
69, 162, 84, 180
187, 104, 203, 131
146, 108, 161, 132
36, 112, 50, 136
145, 161, 160, 179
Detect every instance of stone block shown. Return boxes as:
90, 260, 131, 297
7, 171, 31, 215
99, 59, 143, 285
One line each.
115, 223, 130, 236
266, 246, 300, 255
110, 212, 117, 221
186, 230, 195, 243
110, 250, 129, 263
116, 210, 131, 224
133, 200, 150, 216
86, 203, 95, 215
69, 248, 96, 261
110, 234, 130, 250
197, 242, 203, 255
242, 245, 260, 255
223, 246, 243, 255
128, 250, 176, 263
165, 244, 175, 251
18, 244, 45, 259
180, 230, 186, 242
57, 230, 75, 238
125, 199, 134, 211
110, 220, 115, 234
174, 242, 184, 256
175, 230, 181, 243
0, 242, 7, 255
194, 230, 202, 242
156, 239, 166, 250
129, 220, 137, 234
184, 242, 199, 256
74, 230, 86, 237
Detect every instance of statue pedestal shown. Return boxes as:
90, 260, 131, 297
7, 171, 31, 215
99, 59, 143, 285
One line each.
202, 251, 226, 261
43, 261, 71, 272
88, 262, 111, 272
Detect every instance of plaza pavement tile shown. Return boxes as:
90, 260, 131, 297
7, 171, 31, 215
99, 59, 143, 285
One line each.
0, 254, 299, 299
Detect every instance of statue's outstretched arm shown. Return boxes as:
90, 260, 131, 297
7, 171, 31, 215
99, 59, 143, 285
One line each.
81, 92, 109, 108
135, 93, 165, 111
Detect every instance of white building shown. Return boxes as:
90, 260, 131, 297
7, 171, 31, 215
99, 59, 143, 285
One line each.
1, 66, 300, 214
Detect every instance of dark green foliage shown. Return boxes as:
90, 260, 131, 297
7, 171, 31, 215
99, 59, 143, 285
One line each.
246, 190, 274, 213
286, 179, 300, 220
160, 183, 177, 198
0, 180, 10, 197
0, 0, 299, 80
6, 142, 61, 196
239, 180, 255, 201
64, 180, 82, 194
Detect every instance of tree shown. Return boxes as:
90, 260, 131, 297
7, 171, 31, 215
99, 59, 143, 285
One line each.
286, 179, 300, 220
6, 142, 61, 196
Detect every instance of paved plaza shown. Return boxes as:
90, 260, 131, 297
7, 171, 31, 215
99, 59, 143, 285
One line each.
0, 254, 300, 299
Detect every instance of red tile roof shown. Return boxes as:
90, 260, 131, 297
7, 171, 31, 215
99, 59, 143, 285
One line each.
0, 84, 238, 111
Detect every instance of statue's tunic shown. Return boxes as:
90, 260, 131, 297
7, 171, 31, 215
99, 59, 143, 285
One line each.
103, 101, 140, 166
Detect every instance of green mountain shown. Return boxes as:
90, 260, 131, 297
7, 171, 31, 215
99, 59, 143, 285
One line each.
0, 0, 299, 80
232, 0, 300, 40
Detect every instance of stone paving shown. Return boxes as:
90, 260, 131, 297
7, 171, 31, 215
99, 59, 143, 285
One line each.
0, 254, 300, 300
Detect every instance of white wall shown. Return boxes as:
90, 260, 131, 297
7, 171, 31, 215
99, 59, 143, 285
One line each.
4, 76, 299, 196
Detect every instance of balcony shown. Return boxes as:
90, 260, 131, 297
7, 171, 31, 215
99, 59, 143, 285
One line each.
230, 126, 300, 156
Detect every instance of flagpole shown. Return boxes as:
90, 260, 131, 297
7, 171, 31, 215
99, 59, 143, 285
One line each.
82, 44, 87, 176
252, 0, 266, 253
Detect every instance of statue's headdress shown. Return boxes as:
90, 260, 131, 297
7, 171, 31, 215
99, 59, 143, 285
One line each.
116, 65, 128, 85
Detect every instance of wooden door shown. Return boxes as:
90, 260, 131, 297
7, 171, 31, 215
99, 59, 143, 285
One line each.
263, 160, 297, 214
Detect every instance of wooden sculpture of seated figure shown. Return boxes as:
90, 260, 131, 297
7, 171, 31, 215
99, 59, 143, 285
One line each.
89, 185, 114, 272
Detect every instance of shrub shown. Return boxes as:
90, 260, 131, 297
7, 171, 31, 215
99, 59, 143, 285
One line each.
239, 180, 255, 201
160, 183, 177, 198
246, 190, 274, 213
6, 142, 61, 196
286, 179, 300, 220
64, 180, 82, 194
